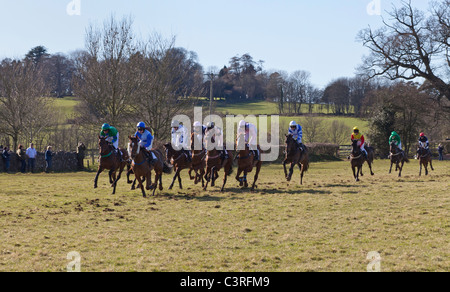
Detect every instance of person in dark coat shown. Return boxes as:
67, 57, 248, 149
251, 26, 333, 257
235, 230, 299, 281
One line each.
2, 146, 11, 173
45, 146, 54, 173
17, 145, 27, 173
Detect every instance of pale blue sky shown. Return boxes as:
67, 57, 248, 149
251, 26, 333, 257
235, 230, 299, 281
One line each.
0, 0, 431, 88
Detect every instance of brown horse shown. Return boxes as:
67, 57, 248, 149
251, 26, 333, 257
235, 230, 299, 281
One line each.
94, 136, 129, 194
389, 142, 409, 177
189, 132, 206, 187
417, 146, 434, 176
164, 143, 192, 190
235, 134, 262, 191
350, 140, 375, 182
128, 136, 172, 197
203, 135, 233, 192
283, 134, 309, 185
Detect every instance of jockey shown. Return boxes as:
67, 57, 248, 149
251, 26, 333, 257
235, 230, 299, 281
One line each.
389, 131, 402, 150
135, 122, 156, 166
288, 121, 304, 152
171, 120, 191, 162
100, 123, 122, 161
351, 127, 368, 158
206, 121, 228, 161
417, 132, 430, 156
193, 121, 206, 150
100, 123, 119, 149
237, 120, 259, 161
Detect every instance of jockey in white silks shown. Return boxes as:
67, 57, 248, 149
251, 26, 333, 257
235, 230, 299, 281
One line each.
237, 120, 259, 161
171, 120, 191, 161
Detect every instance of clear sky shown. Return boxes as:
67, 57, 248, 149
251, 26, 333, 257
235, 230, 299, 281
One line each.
0, 0, 431, 88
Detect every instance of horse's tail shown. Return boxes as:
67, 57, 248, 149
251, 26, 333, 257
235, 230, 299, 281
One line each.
163, 162, 173, 174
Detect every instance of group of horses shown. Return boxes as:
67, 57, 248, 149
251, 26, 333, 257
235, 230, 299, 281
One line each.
93, 133, 309, 197
94, 133, 435, 197
349, 140, 434, 181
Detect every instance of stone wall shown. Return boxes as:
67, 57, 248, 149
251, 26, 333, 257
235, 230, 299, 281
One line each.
0, 151, 81, 173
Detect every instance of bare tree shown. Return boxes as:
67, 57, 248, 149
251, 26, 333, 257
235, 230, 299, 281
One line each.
358, 0, 450, 101
0, 59, 52, 150
73, 15, 140, 126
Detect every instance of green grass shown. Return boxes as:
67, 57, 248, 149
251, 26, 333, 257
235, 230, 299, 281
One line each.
1, 160, 448, 272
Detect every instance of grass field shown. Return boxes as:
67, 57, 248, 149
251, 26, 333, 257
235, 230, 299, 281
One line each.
1, 160, 448, 272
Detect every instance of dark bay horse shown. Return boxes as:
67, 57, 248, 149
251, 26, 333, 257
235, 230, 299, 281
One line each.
283, 134, 309, 185
389, 142, 409, 177
417, 146, 434, 176
189, 133, 206, 187
235, 134, 262, 191
94, 136, 129, 194
203, 135, 233, 192
128, 136, 172, 197
164, 143, 192, 190
350, 139, 375, 182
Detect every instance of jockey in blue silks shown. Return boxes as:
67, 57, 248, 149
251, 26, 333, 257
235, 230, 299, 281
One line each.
135, 122, 156, 165
288, 121, 305, 152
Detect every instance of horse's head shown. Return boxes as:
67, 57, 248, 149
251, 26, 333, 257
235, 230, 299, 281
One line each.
98, 136, 111, 154
390, 141, 398, 154
236, 134, 247, 152
285, 134, 296, 154
164, 143, 174, 162
191, 132, 204, 151
351, 139, 361, 155
128, 136, 140, 160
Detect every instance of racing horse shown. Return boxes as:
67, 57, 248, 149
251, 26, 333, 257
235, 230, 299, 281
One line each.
235, 134, 262, 191
283, 134, 309, 185
350, 139, 375, 182
202, 132, 233, 192
128, 136, 172, 197
417, 146, 434, 176
189, 132, 206, 187
164, 143, 192, 190
94, 136, 129, 194
389, 142, 409, 177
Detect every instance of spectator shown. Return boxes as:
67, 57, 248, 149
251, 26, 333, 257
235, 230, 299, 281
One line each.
17, 144, 27, 173
438, 144, 444, 161
26, 143, 37, 173
45, 146, 53, 173
2, 146, 11, 173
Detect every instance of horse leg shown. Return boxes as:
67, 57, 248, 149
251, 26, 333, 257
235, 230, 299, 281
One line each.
398, 161, 404, 177
152, 173, 159, 196
251, 164, 261, 191
389, 160, 393, 174
169, 169, 179, 190
159, 173, 163, 191
298, 163, 304, 185
94, 167, 104, 189
419, 162, 422, 176
203, 168, 211, 191
425, 163, 429, 176
131, 178, 137, 190
177, 170, 183, 189
126, 166, 133, 184
189, 168, 195, 181
243, 170, 248, 188
136, 175, 147, 198
236, 168, 244, 186
201, 168, 205, 188
430, 159, 434, 171
283, 161, 288, 179
368, 161, 375, 176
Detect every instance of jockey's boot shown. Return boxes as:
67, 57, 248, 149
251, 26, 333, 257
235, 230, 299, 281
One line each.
115, 148, 123, 162
363, 149, 368, 160
252, 150, 259, 161
184, 149, 192, 162
148, 151, 157, 167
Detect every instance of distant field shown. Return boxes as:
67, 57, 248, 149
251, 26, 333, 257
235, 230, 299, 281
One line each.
0, 160, 448, 272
